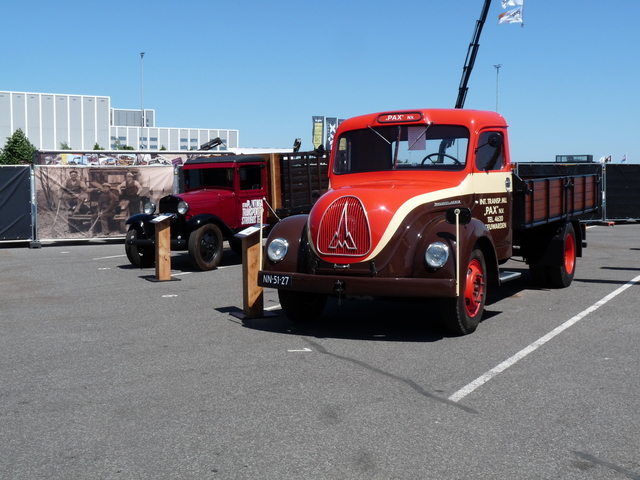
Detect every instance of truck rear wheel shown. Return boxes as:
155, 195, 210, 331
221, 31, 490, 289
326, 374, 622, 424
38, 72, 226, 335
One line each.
278, 289, 327, 324
188, 223, 223, 271
441, 248, 486, 335
125, 226, 155, 268
547, 222, 576, 288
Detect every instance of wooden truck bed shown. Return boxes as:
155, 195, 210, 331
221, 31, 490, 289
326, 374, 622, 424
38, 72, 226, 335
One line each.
513, 163, 602, 229
266, 151, 329, 218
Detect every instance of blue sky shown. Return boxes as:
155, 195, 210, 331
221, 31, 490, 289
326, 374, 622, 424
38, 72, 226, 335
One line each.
2, 0, 639, 163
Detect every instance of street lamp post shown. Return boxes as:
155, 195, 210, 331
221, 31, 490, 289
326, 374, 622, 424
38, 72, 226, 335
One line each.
493, 64, 502, 112
140, 52, 145, 149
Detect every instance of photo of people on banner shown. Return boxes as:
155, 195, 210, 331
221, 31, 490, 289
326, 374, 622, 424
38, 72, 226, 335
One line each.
35, 166, 174, 240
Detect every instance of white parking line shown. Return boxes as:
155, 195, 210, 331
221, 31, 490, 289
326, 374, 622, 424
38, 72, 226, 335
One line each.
93, 254, 127, 260
449, 273, 640, 403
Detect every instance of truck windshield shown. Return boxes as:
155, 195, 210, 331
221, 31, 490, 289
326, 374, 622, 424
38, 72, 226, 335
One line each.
184, 167, 234, 190
333, 124, 469, 175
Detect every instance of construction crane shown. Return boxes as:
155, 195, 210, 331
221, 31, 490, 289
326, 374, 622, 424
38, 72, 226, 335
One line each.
455, 0, 492, 109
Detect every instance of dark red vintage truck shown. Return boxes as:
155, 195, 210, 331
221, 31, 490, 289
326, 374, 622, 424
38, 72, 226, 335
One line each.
258, 108, 601, 335
124, 152, 328, 270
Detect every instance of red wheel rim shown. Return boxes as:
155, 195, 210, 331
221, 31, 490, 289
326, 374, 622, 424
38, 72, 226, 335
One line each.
464, 259, 485, 317
565, 232, 576, 274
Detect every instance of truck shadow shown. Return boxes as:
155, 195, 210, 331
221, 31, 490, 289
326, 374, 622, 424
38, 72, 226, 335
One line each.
241, 267, 546, 342
242, 298, 448, 342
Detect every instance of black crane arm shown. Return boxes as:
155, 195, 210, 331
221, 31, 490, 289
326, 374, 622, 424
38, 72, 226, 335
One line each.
455, 0, 492, 109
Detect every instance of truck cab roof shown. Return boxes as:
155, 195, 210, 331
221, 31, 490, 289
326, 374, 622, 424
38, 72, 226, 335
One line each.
184, 155, 265, 166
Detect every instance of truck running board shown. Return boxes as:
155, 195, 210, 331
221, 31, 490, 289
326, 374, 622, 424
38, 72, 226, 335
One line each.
499, 270, 522, 283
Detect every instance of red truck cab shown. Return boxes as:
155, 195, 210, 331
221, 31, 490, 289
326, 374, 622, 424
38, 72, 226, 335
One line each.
125, 155, 268, 270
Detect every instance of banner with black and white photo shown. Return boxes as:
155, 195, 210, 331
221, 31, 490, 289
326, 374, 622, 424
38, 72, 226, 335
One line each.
34, 165, 174, 240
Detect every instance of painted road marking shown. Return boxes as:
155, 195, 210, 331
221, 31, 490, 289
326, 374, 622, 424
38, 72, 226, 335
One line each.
449, 273, 640, 403
288, 348, 312, 352
93, 254, 127, 260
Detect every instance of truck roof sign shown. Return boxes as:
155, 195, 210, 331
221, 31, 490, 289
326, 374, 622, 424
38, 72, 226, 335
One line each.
377, 112, 423, 124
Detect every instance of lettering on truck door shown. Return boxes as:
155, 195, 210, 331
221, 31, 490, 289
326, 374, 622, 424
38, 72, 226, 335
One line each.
237, 164, 267, 227
472, 130, 513, 260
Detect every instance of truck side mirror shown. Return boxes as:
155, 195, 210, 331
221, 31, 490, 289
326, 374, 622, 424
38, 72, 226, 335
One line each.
446, 207, 472, 225
474, 133, 504, 153
487, 133, 503, 148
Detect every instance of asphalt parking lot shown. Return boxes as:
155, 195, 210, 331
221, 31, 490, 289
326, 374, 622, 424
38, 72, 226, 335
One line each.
1, 224, 639, 480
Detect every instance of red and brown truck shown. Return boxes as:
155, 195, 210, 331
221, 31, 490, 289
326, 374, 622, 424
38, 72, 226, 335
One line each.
258, 108, 601, 335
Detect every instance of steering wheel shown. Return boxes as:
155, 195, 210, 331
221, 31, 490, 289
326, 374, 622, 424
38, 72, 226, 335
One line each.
421, 153, 461, 165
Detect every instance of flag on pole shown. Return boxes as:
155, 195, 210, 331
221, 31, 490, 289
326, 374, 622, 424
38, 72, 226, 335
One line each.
499, 7, 524, 25
622, 154, 627, 163
502, 0, 523, 7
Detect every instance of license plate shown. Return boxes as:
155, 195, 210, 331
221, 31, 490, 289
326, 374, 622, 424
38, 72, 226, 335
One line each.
261, 273, 292, 287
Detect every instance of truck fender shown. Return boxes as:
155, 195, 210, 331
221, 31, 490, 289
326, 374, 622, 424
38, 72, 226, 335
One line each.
458, 218, 500, 288
185, 214, 234, 240
535, 221, 581, 267
125, 213, 157, 239
413, 216, 498, 287
262, 215, 309, 272
125, 213, 155, 226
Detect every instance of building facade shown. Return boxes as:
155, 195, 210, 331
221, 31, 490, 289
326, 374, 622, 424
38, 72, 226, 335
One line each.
0, 91, 238, 151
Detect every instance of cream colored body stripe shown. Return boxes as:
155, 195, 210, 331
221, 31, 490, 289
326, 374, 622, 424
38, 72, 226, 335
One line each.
361, 171, 512, 261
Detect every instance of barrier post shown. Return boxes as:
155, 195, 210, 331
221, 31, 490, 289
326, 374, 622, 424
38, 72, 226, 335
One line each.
150, 215, 173, 281
231, 223, 275, 320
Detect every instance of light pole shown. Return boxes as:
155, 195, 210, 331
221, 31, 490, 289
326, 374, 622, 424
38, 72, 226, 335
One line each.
140, 52, 145, 149
493, 64, 502, 112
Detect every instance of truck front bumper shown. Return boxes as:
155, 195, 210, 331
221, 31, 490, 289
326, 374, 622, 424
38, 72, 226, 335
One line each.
258, 270, 456, 298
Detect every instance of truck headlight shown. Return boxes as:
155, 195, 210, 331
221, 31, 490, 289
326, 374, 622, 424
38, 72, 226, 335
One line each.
267, 238, 289, 262
143, 201, 156, 215
425, 242, 449, 269
177, 201, 189, 215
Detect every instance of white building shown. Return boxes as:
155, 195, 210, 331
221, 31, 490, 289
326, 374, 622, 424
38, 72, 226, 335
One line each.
0, 91, 239, 152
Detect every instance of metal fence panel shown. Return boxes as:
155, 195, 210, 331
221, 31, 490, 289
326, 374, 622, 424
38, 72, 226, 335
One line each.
0, 166, 33, 241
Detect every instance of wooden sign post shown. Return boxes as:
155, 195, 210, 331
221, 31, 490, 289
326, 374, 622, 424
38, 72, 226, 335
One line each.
231, 223, 275, 319
150, 215, 173, 282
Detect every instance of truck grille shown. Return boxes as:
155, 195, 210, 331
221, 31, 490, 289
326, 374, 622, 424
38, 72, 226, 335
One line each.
159, 195, 180, 215
316, 196, 371, 257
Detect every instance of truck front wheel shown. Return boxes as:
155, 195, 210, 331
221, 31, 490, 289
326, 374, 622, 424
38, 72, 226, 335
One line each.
188, 223, 223, 271
441, 248, 487, 335
547, 222, 576, 288
278, 289, 327, 324
125, 226, 155, 268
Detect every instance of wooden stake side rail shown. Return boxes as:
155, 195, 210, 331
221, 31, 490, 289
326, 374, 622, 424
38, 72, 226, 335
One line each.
514, 173, 601, 229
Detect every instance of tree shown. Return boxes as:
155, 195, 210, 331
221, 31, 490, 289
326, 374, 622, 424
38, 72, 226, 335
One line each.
93, 143, 105, 150
60, 141, 71, 150
0, 129, 37, 165
113, 138, 134, 150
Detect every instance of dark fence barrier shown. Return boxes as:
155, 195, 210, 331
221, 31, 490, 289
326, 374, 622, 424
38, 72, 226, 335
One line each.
0, 166, 33, 241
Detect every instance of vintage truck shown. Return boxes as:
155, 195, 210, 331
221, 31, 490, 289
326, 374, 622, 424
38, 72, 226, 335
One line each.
258, 109, 601, 335
125, 151, 328, 270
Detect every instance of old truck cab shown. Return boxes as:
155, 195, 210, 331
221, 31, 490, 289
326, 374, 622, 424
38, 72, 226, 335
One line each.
259, 108, 600, 335
125, 155, 268, 271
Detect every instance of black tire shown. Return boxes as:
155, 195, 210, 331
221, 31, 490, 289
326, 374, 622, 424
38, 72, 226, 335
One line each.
278, 289, 327, 324
188, 223, 223, 271
228, 237, 242, 256
547, 223, 576, 288
441, 248, 487, 335
125, 226, 155, 268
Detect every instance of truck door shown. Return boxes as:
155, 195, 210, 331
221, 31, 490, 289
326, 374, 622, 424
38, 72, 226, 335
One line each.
472, 130, 513, 260
235, 163, 268, 228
